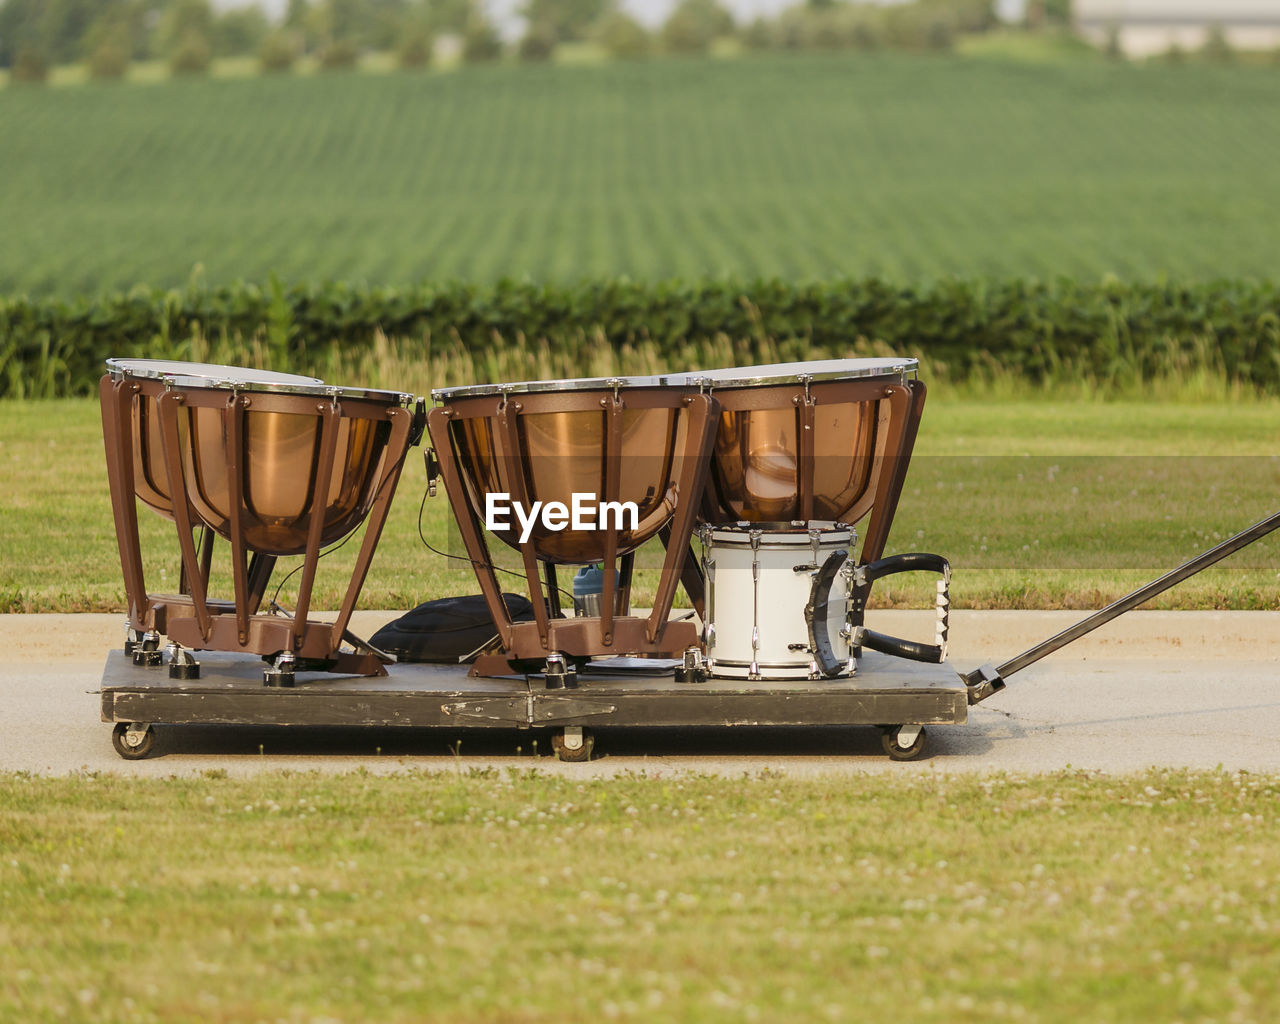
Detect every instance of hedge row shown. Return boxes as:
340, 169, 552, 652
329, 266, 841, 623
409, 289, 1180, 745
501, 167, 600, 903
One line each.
3, 277, 1279, 398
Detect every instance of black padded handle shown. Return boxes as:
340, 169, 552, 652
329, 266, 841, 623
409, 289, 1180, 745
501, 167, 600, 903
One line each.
851, 552, 951, 665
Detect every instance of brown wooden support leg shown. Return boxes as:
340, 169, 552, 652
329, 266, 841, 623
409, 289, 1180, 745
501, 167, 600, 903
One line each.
246, 553, 278, 615
426, 408, 515, 650
497, 397, 551, 650
290, 401, 340, 649
646, 393, 718, 645
328, 406, 415, 656
858, 384, 915, 566
100, 376, 150, 630
157, 391, 213, 641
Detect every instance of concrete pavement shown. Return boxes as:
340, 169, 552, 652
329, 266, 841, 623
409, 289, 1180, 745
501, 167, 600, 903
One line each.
2, 610, 1276, 776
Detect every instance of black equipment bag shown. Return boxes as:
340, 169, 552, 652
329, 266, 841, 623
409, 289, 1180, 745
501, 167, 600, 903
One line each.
370, 594, 535, 663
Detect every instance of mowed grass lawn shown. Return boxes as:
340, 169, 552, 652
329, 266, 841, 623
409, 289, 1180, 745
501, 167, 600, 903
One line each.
1, 769, 1278, 1022
3, 54, 1280, 295
1, 394, 1278, 613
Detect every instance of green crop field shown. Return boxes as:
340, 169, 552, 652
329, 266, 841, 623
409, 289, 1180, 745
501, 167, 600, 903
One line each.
3, 53, 1280, 297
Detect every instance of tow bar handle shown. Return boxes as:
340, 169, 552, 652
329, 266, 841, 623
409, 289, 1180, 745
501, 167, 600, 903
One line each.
964, 506, 1280, 704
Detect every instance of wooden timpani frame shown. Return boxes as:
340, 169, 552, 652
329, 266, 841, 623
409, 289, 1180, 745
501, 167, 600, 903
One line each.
428, 380, 720, 674
100, 362, 419, 676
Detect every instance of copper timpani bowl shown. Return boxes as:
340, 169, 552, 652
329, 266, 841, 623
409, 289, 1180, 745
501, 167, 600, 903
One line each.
107, 360, 324, 522
678, 358, 922, 526
431, 375, 706, 564
105, 359, 411, 555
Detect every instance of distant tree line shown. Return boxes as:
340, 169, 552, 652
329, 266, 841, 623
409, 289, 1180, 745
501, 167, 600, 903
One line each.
0, 0, 1006, 81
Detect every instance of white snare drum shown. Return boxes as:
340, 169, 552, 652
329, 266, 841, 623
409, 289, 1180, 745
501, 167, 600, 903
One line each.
701, 521, 856, 680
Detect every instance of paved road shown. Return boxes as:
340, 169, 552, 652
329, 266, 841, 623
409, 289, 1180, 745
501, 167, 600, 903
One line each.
3, 610, 1277, 776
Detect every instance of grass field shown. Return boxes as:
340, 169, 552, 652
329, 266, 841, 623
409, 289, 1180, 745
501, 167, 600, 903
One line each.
3, 54, 1280, 296
3, 393, 1277, 614
2, 768, 1278, 1022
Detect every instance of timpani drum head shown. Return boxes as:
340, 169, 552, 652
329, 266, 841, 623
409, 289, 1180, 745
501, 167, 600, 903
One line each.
106, 359, 324, 388
680, 358, 917, 388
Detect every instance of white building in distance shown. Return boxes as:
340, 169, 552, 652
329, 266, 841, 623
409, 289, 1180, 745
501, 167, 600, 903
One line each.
1075, 1, 1280, 57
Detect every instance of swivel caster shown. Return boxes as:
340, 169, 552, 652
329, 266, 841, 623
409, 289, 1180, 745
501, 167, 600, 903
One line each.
544, 653, 578, 690
881, 724, 928, 761
112, 722, 155, 760
132, 630, 163, 667
551, 726, 594, 762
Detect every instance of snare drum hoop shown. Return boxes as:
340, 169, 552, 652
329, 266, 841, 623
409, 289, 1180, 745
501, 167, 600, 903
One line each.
701, 520, 854, 542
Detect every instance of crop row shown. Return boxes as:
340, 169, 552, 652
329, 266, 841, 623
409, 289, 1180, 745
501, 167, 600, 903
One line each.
3, 277, 1279, 398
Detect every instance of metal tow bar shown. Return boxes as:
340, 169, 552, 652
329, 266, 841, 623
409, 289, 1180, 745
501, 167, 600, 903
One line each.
964, 507, 1280, 704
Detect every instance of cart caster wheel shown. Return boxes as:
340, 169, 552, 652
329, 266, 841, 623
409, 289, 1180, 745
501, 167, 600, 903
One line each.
881, 724, 927, 761
112, 722, 155, 760
551, 727, 594, 763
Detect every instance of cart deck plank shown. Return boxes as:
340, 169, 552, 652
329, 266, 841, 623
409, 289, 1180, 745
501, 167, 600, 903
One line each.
100, 650, 968, 732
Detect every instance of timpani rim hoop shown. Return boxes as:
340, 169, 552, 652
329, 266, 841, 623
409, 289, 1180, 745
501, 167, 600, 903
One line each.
674, 357, 918, 390
431, 372, 668, 401
106, 358, 413, 406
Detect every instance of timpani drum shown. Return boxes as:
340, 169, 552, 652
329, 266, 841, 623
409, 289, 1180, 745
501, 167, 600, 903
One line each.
100, 360, 419, 673
701, 522, 856, 680
681, 358, 925, 565
428, 374, 719, 668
